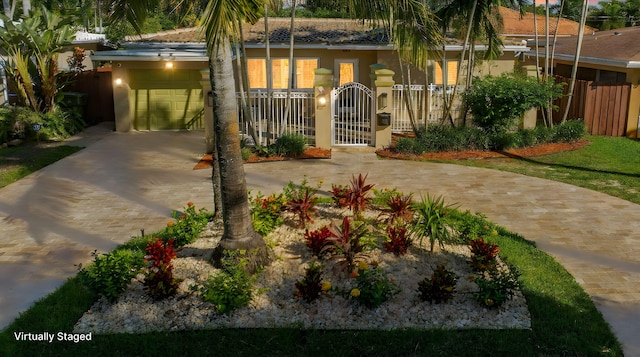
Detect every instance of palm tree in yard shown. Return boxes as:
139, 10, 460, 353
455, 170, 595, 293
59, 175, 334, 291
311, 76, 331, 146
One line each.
110, 0, 271, 272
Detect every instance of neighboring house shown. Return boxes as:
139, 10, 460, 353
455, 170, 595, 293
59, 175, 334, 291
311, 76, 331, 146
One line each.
528, 27, 640, 137
91, 17, 528, 148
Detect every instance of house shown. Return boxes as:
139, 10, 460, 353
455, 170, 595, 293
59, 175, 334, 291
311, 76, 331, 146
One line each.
91, 17, 529, 149
529, 27, 640, 137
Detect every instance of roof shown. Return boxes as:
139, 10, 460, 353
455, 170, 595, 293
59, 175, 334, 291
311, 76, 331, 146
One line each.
548, 26, 640, 68
499, 6, 596, 37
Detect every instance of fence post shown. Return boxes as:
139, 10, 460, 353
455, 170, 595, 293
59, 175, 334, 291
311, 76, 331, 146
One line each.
313, 68, 333, 148
112, 65, 132, 132
200, 69, 214, 153
371, 67, 395, 149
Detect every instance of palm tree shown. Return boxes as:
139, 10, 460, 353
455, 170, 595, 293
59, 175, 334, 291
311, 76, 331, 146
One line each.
561, 0, 589, 123
111, 0, 271, 272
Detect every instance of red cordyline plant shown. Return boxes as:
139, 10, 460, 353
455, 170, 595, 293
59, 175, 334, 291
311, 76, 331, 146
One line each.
384, 225, 412, 256
331, 173, 374, 219
284, 187, 318, 228
323, 216, 368, 273
144, 238, 179, 300
304, 226, 333, 257
469, 238, 500, 271
381, 193, 414, 224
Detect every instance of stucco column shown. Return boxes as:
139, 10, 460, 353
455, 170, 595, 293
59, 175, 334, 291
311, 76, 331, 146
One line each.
313, 68, 333, 149
521, 65, 539, 129
112, 65, 131, 132
371, 67, 395, 149
200, 69, 214, 153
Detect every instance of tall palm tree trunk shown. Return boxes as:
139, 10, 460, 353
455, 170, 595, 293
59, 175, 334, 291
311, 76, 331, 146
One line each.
561, 0, 589, 123
282, 0, 296, 136
210, 43, 270, 273
264, 9, 273, 145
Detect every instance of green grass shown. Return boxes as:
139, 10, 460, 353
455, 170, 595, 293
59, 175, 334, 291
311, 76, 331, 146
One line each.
430, 136, 640, 205
0, 216, 622, 356
0, 144, 81, 188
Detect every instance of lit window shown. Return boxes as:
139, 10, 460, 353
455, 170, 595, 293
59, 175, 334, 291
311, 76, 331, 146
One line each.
246, 58, 318, 89
434, 61, 458, 85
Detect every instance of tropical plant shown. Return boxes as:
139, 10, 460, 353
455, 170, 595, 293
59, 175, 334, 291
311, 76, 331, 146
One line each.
283, 177, 319, 228
324, 216, 368, 273
417, 264, 458, 304
273, 133, 307, 156
159, 202, 212, 247
201, 252, 256, 314
379, 192, 414, 225
473, 264, 521, 308
411, 193, 457, 252
0, 7, 77, 113
352, 262, 400, 308
331, 173, 375, 219
304, 226, 333, 257
77, 248, 144, 302
250, 192, 285, 236
144, 238, 180, 300
469, 238, 500, 272
294, 261, 325, 303
383, 225, 412, 256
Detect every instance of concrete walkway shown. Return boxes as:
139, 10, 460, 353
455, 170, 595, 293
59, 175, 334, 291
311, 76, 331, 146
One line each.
1, 127, 638, 355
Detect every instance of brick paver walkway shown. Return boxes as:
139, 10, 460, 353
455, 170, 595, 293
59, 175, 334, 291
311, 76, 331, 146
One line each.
1, 127, 638, 355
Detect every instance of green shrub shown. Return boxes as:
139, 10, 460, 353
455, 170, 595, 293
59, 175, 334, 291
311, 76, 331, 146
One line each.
488, 132, 516, 150
394, 137, 415, 154
77, 248, 145, 302
552, 120, 586, 143
274, 133, 306, 156
157, 202, 211, 247
513, 128, 538, 147
534, 124, 554, 143
411, 194, 458, 252
250, 192, 285, 235
412, 125, 488, 153
473, 264, 521, 308
201, 255, 255, 314
417, 264, 458, 304
352, 264, 400, 308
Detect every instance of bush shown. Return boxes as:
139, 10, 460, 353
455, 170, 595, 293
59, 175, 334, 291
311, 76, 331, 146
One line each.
157, 202, 211, 247
78, 248, 145, 302
394, 137, 415, 154
552, 120, 586, 143
274, 133, 306, 156
250, 192, 285, 236
352, 264, 400, 308
412, 125, 488, 153
201, 255, 255, 314
417, 264, 458, 304
144, 238, 179, 300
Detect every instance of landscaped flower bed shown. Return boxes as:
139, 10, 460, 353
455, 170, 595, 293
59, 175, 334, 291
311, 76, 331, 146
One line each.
73, 177, 530, 334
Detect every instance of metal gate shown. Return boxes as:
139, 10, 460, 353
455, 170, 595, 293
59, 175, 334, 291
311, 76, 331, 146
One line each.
331, 82, 373, 146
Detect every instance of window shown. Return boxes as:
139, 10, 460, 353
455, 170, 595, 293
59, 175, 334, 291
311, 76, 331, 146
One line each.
335, 59, 358, 86
434, 61, 458, 86
247, 58, 318, 89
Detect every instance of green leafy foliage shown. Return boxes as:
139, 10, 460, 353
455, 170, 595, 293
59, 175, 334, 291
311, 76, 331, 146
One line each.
417, 264, 458, 304
77, 248, 144, 302
331, 173, 374, 219
464, 74, 564, 135
274, 133, 307, 156
551, 119, 587, 143
158, 202, 211, 247
144, 238, 179, 300
283, 178, 319, 228
473, 265, 521, 308
352, 263, 400, 308
445, 209, 494, 242
250, 192, 286, 236
294, 262, 324, 303
411, 194, 457, 252
201, 254, 255, 314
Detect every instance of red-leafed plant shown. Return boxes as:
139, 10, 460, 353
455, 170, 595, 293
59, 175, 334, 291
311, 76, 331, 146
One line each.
330, 173, 374, 219
144, 238, 180, 300
294, 261, 325, 303
284, 187, 318, 228
469, 238, 500, 271
304, 226, 333, 257
324, 216, 368, 273
381, 193, 414, 224
383, 225, 412, 256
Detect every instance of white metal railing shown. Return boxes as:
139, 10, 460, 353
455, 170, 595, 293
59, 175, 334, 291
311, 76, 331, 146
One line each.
391, 84, 466, 131
237, 90, 315, 146
0, 60, 7, 106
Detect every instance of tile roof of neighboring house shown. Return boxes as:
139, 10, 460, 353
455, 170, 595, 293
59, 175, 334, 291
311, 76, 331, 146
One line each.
549, 26, 640, 66
498, 6, 596, 36
127, 18, 390, 45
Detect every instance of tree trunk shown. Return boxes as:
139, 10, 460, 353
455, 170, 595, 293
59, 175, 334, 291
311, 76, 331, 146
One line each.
21, 0, 29, 16
208, 58, 223, 221
264, 8, 273, 145
561, 0, 589, 123
209, 43, 270, 274
282, 0, 296, 135
2, 0, 10, 17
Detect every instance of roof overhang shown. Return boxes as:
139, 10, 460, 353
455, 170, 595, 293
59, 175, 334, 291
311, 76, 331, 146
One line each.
528, 52, 640, 69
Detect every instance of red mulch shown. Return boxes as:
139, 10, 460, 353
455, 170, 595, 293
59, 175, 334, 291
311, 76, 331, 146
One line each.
193, 147, 332, 169
375, 139, 592, 161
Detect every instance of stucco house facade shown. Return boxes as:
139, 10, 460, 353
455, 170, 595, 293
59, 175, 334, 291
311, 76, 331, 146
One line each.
91, 17, 529, 148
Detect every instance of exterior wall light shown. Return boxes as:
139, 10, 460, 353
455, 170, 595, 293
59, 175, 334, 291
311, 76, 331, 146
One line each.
114, 78, 123, 87
165, 61, 174, 69
317, 86, 328, 108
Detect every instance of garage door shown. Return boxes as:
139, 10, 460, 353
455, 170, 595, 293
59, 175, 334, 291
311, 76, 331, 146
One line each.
128, 69, 203, 130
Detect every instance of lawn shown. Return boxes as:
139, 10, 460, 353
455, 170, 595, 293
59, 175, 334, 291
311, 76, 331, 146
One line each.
433, 136, 640, 205
0, 143, 81, 188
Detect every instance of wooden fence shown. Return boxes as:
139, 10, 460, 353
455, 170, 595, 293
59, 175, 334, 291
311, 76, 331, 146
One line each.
553, 75, 630, 136
62, 68, 115, 125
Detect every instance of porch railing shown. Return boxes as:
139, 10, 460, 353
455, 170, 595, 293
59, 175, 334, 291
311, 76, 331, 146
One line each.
237, 90, 315, 146
391, 84, 466, 132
